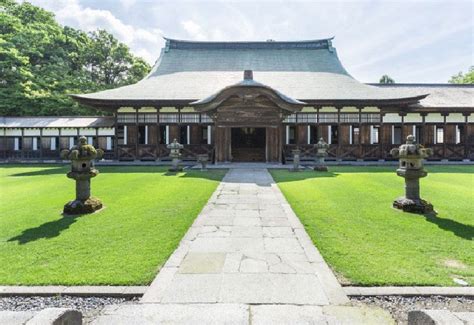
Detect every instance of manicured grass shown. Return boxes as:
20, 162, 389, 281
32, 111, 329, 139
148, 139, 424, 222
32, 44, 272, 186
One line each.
0, 165, 225, 285
270, 166, 473, 286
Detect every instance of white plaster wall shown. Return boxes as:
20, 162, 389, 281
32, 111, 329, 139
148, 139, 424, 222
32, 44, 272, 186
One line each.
117, 107, 136, 112
24, 129, 41, 136
5, 129, 22, 136
341, 107, 359, 112
79, 128, 96, 136
383, 113, 402, 123
361, 106, 380, 112
445, 113, 464, 123
424, 113, 444, 123
42, 128, 59, 136
319, 107, 337, 112
138, 107, 157, 112
468, 114, 474, 123
404, 113, 422, 123
98, 128, 115, 136
61, 128, 78, 136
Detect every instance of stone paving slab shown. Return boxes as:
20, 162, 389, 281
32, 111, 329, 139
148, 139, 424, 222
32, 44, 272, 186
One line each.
141, 168, 349, 305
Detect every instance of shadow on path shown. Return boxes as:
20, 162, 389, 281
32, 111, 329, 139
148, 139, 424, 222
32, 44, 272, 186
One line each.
7, 215, 80, 245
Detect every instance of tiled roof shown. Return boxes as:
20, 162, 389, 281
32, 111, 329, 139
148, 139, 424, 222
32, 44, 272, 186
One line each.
0, 116, 114, 128
72, 38, 428, 105
368, 84, 474, 108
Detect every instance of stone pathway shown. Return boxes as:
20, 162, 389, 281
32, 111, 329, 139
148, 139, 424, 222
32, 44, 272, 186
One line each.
140, 168, 347, 305
91, 169, 394, 324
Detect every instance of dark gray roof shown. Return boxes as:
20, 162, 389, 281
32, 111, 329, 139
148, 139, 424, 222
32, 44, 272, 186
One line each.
369, 84, 474, 108
73, 38, 427, 105
0, 116, 114, 128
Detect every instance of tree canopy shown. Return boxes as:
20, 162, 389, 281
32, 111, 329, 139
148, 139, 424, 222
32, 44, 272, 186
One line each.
449, 66, 474, 84
0, 0, 151, 116
379, 75, 395, 84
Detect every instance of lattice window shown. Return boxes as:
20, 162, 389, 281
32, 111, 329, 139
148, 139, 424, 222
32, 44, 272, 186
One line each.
159, 114, 179, 123
318, 113, 338, 123
297, 113, 317, 123
284, 114, 297, 123
138, 114, 157, 123
180, 114, 200, 123
117, 114, 136, 123
200, 114, 213, 123
340, 113, 359, 123
361, 113, 381, 123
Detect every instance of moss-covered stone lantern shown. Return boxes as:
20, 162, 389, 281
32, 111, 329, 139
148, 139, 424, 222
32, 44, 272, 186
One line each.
167, 138, 184, 172
196, 154, 209, 171
314, 137, 329, 171
60, 136, 104, 215
290, 148, 301, 172
390, 135, 434, 214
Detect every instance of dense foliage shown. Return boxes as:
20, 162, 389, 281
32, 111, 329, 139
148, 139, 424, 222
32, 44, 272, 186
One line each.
0, 0, 151, 116
449, 66, 474, 84
379, 74, 395, 84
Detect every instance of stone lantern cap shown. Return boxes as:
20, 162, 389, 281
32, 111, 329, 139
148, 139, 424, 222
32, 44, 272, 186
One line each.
316, 137, 329, 150
167, 138, 184, 150
390, 135, 433, 160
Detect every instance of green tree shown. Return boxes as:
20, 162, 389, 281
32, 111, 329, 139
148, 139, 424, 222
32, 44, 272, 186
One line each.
449, 66, 474, 84
379, 75, 395, 84
0, 0, 151, 116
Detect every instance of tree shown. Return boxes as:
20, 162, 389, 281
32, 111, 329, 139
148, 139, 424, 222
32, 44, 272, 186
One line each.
0, 1, 151, 116
379, 75, 395, 84
449, 66, 474, 84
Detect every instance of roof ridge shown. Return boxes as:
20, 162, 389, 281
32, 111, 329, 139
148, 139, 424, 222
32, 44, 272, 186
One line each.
368, 83, 474, 87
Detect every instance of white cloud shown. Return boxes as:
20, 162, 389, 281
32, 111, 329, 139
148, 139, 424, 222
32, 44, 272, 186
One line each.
28, 0, 163, 65
181, 20, 207, 40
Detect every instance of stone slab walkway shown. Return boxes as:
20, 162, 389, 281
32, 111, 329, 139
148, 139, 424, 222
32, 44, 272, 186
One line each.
140, 168, 348, 305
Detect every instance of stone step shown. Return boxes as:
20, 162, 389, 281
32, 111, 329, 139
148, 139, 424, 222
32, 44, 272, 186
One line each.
89, 303, 395, 325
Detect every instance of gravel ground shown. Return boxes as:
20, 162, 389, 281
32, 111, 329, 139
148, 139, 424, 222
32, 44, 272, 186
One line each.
0, 295, 138, 322
351, 295, 474, 324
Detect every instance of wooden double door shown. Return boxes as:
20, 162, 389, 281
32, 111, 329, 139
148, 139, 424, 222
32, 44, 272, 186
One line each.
215, 125, 282, 163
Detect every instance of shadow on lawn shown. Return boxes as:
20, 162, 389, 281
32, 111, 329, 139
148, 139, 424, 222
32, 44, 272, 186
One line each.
7, 215, 80, 245
423, 214, 474, 240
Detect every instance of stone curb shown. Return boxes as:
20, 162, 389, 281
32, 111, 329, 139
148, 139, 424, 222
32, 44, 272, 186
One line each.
0, 286, 147, 297
344, 286, 474, 297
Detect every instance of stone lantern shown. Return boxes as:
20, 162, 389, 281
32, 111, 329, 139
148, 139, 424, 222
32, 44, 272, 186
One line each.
390, 135, 434, 214
290, 149, 301, 172
167, 138, 184, 172
314, 137, 329, 171
196, 154, 209, 171
60, 136, 104, 215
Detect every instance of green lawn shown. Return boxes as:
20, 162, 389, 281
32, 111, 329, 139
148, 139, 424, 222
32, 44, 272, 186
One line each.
270, 166, 474, 286
0, 165, 225, 285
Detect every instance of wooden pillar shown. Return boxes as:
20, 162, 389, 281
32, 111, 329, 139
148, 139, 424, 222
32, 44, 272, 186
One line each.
39, 128, 43, 160
135, 108, 139, 160
463, 113, 469, 159
20, 128, 24, 159
358, 107, 362, 159
400, 112, 406, 141
266, 125, 282, 163
379, 111, 385, 159
442, 112, 448, 159
336, 107, 341, 159
113, 112, 118, 160
215, 126, 231, 162
156, 107, 160, 160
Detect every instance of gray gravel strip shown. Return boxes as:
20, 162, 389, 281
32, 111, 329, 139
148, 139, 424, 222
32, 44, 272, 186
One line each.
344, 286, 474, 297
351, 295, 474, 325
0, 286, 147, 297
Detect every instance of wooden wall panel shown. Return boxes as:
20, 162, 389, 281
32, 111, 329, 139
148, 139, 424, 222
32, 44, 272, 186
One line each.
297, 125, 307, 145
127, 125, 137, 145
382, 125, 391, 144
445, 125, 456, 144
360, 125, 370, 144
98, 137, 107, 149
215, 127, 231, 162
403, 125, 413, 139
467, 124, 474, 145
339, 125, 350, 145
169, 125, 179, 142
424, 125, 434, 144
148, 125, 158, 145
190, 125, 201, 145
266, 125, 282, 162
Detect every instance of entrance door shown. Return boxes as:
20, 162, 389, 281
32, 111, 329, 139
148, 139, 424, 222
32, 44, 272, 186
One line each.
231, 128, 266, 162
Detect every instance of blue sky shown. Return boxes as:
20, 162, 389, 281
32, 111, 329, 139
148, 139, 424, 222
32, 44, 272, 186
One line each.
30, 0, 473, 83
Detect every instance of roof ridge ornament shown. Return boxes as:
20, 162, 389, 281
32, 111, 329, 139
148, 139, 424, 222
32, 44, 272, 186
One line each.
244, 70, 253, 80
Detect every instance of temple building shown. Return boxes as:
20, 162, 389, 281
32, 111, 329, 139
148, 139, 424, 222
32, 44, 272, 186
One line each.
1, 38, 473, 162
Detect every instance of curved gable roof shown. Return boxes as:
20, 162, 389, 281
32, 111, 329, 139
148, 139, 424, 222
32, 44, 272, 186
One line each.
72, 38, 427, 107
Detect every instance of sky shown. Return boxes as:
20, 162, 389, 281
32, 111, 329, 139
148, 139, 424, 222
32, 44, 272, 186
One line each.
28, 0, 473, 83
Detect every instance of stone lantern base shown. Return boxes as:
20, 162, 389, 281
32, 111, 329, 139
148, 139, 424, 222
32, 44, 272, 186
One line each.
313, 165, 328, 172
393, 197, 434, 214
63, 197, 103, 215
